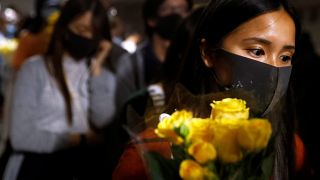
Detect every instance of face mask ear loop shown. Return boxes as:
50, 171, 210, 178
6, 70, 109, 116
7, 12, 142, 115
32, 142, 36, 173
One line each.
209, 69, 231, 92
206, 48, 232, 92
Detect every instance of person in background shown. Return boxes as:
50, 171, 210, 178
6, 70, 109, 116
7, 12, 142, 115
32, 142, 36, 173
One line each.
115, 0, 192, 111
120, 6, 205, 134
3, 0, 115, 179
110, 0, 188, 163
113, 0, 308, 179
0, 5, 22, 39
104, 12, 128, 73
112, 7, 205, 179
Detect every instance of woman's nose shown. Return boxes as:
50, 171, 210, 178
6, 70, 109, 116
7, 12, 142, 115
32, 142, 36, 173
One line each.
266, 54, 280, 67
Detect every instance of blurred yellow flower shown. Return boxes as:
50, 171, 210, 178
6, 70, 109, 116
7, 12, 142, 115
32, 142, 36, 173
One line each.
214, 123, 243, 163
155, 128, 184, 145
0, 38, 18, 58
186, 118, 215, 143
179, 160, 204, 180
155, 110, 192, 145
159, 110, 193, 129
48, 11, 60, 25
188, 140, 217, 164
238, 118, 272, 151
152, 98, 273, 179
210, 98, 249, 122
44, 11, 60, 35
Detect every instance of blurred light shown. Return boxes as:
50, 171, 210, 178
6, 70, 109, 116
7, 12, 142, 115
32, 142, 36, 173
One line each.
121, 40, 137, 54
3, 8, 18, 23
109, 7, 118, 17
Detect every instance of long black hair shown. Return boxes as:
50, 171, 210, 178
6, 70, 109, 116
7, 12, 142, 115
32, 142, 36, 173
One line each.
45, 0, 111, 125
175, 0, 301, 95
159, 7, 205, 97
167, 0, 301, 179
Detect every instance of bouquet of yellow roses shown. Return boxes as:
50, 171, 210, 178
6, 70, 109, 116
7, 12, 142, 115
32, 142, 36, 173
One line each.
147, 98, 274, 180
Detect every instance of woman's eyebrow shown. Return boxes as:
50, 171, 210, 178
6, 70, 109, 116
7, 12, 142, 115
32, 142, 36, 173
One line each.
242, 37, 295, 50
242, 37, 271, 45
283, 45, 295, 51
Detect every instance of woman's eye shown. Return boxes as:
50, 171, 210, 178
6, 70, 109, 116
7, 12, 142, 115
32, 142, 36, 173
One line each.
248, 49, 265, 57
280, 55, 292, 63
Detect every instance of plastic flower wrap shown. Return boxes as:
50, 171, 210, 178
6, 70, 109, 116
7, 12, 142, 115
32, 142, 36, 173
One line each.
150, 98, 273, 180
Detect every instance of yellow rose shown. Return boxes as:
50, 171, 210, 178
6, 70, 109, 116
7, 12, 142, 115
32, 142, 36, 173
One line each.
158, 110, 193, 130
185, 118, 215, 143
237, 119, 272, 151
155, 128, 184, 145
210, 98, 249, 122
188, 140, 217, 164
214, 123, 243, 163
155, 110, 192, 145
179, 160, 204, 180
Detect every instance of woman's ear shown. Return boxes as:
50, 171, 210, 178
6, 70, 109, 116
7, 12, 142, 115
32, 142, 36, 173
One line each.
200, 38, 214, 68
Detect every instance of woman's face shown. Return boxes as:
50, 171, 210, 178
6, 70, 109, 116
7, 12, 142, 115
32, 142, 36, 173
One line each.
68, 11, 94, 39
222, 8, 296, 67
158, 0, 189, 17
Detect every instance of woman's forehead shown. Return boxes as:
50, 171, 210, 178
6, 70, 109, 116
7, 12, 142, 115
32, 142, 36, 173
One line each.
226, 9, 296, 45
70, 11, 93, 28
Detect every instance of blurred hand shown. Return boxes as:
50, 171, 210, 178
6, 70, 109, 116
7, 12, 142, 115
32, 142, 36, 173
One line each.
68, 133, 81, 146
85, 129, 104, 145
91, 40, 112, 76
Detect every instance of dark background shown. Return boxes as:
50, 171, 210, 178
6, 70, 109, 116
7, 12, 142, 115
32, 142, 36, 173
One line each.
1, 0, 320, 54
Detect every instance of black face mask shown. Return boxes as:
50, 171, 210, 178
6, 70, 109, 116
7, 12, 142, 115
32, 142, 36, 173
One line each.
154, 14, 182, 40
212, 49, 292, 116
63, 29, 99, 60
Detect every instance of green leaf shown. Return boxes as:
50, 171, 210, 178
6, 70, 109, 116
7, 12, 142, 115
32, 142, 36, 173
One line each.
261, 154, 274, 179
180, 124, 189, 138
172, 144, 187, 162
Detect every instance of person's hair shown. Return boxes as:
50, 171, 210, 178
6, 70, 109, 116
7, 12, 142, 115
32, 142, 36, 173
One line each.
167, 0, 301, 179
142, 0, 193, 37
44, 0, 111, 125
175, 0, 300, 95
159, 6, 205, 92
290, 32, 320, 178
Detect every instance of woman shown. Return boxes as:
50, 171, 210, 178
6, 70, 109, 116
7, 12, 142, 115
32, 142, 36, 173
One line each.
170, 0, 299, 179
114, 0, 305, 179
3, 0, 115, 179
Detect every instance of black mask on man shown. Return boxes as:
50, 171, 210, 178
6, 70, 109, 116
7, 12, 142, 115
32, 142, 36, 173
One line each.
154, 14, 182, 40
211, 49, 292, 116
63, 29, 99, 60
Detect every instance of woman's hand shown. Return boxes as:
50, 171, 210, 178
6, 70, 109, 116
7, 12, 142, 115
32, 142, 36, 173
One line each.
91, 40, 112, 76
68, 129, 103, 146
85, 129, 104, 145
